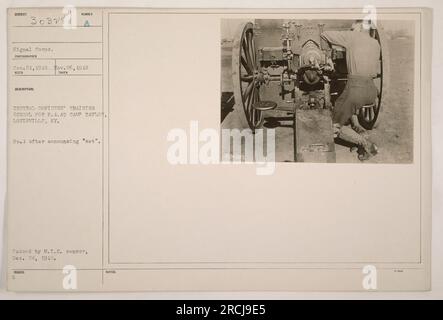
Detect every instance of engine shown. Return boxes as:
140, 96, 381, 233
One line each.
255, 20, 335, 110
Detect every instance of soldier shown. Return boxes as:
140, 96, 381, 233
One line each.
321, 20, 380, 161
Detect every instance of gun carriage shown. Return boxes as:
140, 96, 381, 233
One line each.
231, 19, 389, 162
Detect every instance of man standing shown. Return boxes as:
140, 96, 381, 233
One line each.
321, 20, 380, 161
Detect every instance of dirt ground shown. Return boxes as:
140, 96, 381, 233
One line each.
221, 38, 414, 163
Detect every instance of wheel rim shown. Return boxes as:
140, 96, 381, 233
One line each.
236, 23, 264, 131
357, 28, 384, 129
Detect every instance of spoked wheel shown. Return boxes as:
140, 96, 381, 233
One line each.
358, 29, 389, 130
357, 26, 390, 130
232, 22, 264, 132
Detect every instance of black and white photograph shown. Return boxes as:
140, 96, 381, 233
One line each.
221, 18, 415, 163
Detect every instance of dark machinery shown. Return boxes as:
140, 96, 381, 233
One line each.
231, 19, 389, 162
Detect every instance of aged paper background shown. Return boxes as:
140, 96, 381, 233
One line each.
0, 1, 440, 298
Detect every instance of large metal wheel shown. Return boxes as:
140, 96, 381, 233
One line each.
357, 26, 390, 130
232, 22, 264, 132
